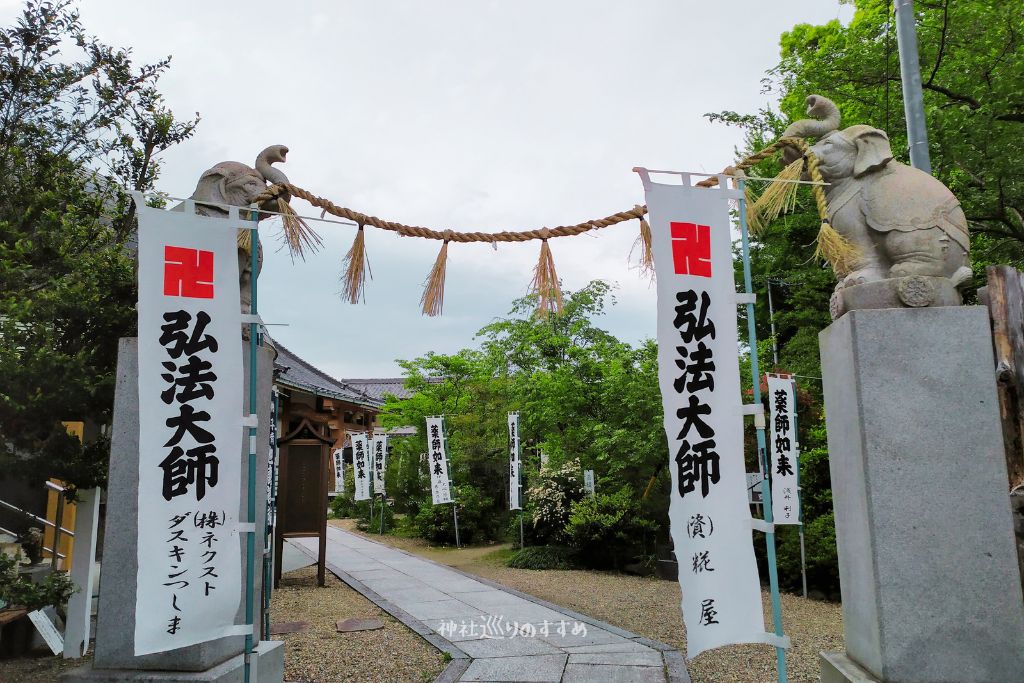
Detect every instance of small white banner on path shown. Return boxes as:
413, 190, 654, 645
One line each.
135, 199, 245, 654
332, 448, 345, 495
425, 416, 453, 504
639, 170, 775, 658
508, 413, 521, 511
767, 376, 801, 525
371, 434, 388, 497
352, 433, 372, 500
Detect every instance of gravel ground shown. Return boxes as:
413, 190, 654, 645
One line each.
0, 649, 90, 682
271, 564, 446, 683
333, 520, 843, 683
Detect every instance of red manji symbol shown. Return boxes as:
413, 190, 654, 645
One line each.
164, 246, 214, 298
669, 222, 712, 277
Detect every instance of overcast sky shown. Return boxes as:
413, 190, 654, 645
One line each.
4, 1, 852, 379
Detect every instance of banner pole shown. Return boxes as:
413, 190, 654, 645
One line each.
791, 379, 808, 599
738, 181, 788, 683
379, 495, 385, 535
452, 503, 461, 548
243, 210, 260, 683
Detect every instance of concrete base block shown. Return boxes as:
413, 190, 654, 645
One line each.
61, 640, 284, 682
820, 651, 881, 683
820, 307, 1024, 682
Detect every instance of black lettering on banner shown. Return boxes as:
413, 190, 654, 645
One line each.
674, 291, 716, 344
699, 598, 720, 626
675, 439, 721, 498
159, 311, 218, 359
159, 445, 219, 501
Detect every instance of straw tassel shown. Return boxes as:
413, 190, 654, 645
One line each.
531, 237, 563, 317
420, 238, 450, 316
749, 157, 804, 233
276, 197, 322, 261
814, 219, 859, 276
629, 205, 655, 279
341, 225, 372, 304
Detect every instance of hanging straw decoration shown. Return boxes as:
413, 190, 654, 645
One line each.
420, 236, 451, 316
341, 225, 372, 304
748, 157, 804, 234
531, 236, 563, 318
275, 197, 322, 260
629, 204, 655, 279
815, 220, 856, 276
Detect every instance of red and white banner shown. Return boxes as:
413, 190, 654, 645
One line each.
352, 433, 372, 501
134, 198, 245, 654
767, 375, 801, 525
371, 434, 388, 497
638, 171, 772, 658
425, 416, 453, 504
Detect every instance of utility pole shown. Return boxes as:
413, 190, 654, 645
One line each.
894, 0, 931, 173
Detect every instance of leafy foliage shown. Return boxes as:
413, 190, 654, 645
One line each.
0, 552, 77, 611
0, 1, 197, 491
565, 487, 658, 570
382, 283, 670, 567
506, 546, 579, 571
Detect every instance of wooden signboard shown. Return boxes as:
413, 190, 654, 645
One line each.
274, 417, 331, 587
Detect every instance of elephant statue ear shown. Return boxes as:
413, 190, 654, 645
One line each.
848, 126, 894, 177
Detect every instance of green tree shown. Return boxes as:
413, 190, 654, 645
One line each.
0, 1, 198, 491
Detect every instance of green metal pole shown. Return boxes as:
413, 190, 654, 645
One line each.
738, 180, 788, 683
244, 212, 259, 683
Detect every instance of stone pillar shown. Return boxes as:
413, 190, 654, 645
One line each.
818, 307, 1024, 683
63, 338, 283, 682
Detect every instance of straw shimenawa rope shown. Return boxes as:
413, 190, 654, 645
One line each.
253, 135, 858, 314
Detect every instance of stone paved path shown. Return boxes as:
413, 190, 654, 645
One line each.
292, 526, 688, 682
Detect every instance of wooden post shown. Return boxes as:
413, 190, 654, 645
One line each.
985, 265, 1024, 488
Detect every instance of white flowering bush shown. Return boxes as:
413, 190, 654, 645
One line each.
523, 459, 585, 546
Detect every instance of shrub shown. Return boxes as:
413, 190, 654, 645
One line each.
356, 499, 395, 533
0, 553, 76, 612
522, 459, 584, 546
413, 484, 500, 545
329, 492, 358, 519
565, 486, 658, 569
507, 546, 578, 570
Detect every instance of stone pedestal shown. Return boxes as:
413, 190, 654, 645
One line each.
64, 338, 280, 681
819, 307, 1024, 682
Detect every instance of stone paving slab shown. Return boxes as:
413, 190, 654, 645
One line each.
288, 529, 689, 682
562, 663, 665, 683
461, 654, 568, 682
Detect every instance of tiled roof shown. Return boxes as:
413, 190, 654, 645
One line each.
273, 343, 382, 408
340, 378, 414, 402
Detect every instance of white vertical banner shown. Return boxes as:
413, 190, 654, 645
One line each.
425, 416, 453, 505
767, 376, 801, 525
583, 470, 596, 497
134, 199, 245, 655
639, 170, 772, 658
371, 434, 388, 497
332, 448, 345, 495
352, 433, 371, 501
507, 413, 521, 511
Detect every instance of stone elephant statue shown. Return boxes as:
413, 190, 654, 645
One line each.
175, 145, 291, 312
782, 96, 971, 318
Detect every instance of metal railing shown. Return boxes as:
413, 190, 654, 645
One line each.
0, 481, 75, 568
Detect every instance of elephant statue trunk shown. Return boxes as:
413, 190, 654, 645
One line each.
780, 95, 971, 319
781, 95, 842, 165
783, 95, 841, 139
255, 144, 291, 205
